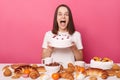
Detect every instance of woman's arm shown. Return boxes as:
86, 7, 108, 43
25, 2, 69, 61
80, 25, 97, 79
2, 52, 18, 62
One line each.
73, 49, 83, 61
70, 43, 83, 61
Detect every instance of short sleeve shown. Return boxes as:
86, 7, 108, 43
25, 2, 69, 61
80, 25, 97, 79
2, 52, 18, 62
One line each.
42, 32, 49, 48
72, 31, 83, 49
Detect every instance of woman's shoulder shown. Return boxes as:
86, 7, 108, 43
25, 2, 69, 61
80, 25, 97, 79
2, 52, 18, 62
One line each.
45, 30, 53, 34
45, 31, 54, 36
73, 31, 81, 36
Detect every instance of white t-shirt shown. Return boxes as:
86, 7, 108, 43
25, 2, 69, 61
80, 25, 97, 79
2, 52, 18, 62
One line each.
42, 31, 83, 68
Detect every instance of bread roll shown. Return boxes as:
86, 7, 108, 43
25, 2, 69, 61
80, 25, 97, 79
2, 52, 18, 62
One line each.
37, 66, 46, 72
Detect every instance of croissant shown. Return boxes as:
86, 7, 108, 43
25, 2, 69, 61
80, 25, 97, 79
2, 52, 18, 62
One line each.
112, 64, 120, 71
60, 72, 74, 80
13, 65, 40, 79
11, 73, 22, 79
68, 63, 74, 68
106, 69, 116, 76
65, 63, 75, 73
116, 71, 120, 78
29, 71, 40, 79
85, 68, 108, 79
64, 67, 74, 73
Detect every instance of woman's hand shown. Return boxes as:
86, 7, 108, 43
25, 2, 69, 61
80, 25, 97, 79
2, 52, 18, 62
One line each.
47, 42, 54, 54
41, 42, 54, 59
70, 42, 78, 52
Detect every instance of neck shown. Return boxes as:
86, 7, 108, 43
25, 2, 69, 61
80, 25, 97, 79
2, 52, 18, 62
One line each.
59, 29, 68, 33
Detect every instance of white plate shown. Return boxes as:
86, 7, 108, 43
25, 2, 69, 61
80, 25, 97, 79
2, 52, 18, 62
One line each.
49, 44, 72, 48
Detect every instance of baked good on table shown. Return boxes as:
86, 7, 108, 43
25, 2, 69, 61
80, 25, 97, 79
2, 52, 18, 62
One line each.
29, 71, 40, 79
2, 62, 120, 79
37, 66, 46, 72
112, 63, 120, 71
2, 65, 12, 77
93, 56, 101, 61
49, 34, 72, 48
90, 57, 114, 70
106, 69, 116, 76
59, 63, 86, 80
60, 72, 74, 80
89, 76, 97, 80
2, 64, 41, 79
14, 65, 40, 79
11, 64, 29, 69
116, 71, 120, 78
110, 63, 120, 78
85, 68, 108, 79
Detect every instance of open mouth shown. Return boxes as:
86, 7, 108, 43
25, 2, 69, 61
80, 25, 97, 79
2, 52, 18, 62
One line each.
59, 20, 67, 27
60, 20, 66, 23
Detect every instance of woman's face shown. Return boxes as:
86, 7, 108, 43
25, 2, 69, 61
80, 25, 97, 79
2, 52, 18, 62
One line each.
57, 6, 69, 32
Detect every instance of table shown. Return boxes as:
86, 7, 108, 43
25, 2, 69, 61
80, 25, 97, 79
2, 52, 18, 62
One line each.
0, 63, 120, 80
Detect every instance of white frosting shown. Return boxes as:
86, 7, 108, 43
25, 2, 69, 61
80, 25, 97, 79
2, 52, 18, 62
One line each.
90, 59, 113, 70
50, 34, 72, 48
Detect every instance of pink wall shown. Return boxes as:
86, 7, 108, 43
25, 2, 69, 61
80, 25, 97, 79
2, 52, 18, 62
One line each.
0, 0, 120, 63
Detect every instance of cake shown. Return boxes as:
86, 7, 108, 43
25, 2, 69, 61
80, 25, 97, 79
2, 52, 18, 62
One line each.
49, 34, 72, 48
90, 57, 114, 70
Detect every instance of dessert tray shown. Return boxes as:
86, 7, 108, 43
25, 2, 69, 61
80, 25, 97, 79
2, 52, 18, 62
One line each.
0, 62, 120, 80
0, 57, 120, 80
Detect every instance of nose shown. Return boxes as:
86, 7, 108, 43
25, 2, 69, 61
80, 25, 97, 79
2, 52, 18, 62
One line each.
62, 14, 65, 19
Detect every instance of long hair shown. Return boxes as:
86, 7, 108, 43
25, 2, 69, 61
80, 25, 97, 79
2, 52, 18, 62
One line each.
52, 4, 75, 35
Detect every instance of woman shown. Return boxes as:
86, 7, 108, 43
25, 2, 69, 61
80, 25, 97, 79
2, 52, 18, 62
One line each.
42, 4, 83, 68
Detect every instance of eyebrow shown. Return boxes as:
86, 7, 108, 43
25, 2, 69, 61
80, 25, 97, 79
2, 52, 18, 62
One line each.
57, 12, 69, 14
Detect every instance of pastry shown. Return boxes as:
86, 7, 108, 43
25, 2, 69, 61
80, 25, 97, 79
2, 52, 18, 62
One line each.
85, 68, 108, 79
29, 71, 40, 79
13, 65, 40, 79
11, 64, 29, 69
89, 76, 97, 80
64, 67, 74, 73
90, 57, 113, 70
116, 71, 120, 78
102, 57, 112, 62
74, 65, 85, 73
64, 63, 75, 73
93, 57, 101, 61
2, 65, 12, 77
106, 69, 116, 76
60, 72, 74, 80
112, 64, 120, 71
37, 66, 46, 72
31, 64, 38, 68
3, 68, 12, 77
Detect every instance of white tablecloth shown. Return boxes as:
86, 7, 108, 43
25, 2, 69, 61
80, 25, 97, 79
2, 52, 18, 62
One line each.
0, 63, 120, 80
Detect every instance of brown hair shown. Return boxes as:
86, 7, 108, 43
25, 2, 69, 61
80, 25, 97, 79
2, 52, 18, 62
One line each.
52, 4, 75, 35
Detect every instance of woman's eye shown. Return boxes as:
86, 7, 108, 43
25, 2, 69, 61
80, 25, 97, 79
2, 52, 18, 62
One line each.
65, 13, 69, 16
58, 13, 62, 16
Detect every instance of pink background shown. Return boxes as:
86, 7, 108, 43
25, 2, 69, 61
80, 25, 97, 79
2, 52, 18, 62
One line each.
0, 0, 120, 63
